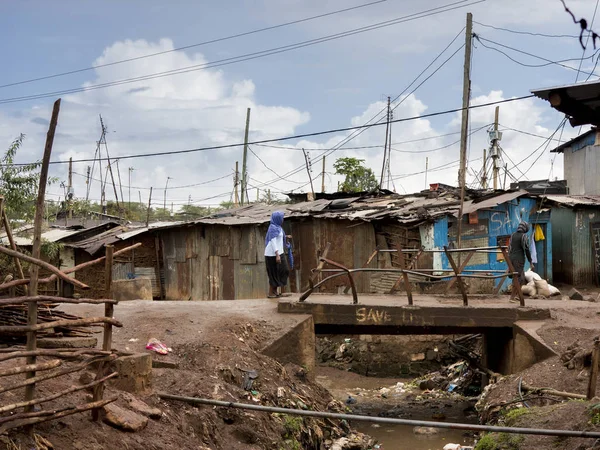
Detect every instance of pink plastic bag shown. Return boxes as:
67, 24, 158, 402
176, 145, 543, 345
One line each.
146, 338, 169, 355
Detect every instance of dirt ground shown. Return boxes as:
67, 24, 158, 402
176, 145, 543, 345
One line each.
4, 300, 373, 450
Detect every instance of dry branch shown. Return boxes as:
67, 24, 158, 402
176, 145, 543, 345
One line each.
0, 359, 61, 378
0, 349, 110, 362
0, 296, 117, 306
0, 354, 115, 394
0, 372, 117, 415
0, 397, 117, 434
0, 316, 122, 333
0, 245, 88, 289
521, 382, 587, 400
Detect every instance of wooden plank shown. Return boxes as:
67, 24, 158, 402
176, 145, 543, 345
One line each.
26, 98, 61, 421
155, 235, 163, 299
397, 248, 413, 305
230, 228, 242, 260
221, 256, 235, 300
444, 246, 468, 306
240, 227, 257, 265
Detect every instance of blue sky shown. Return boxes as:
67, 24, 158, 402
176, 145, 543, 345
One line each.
0, 0, 597, 206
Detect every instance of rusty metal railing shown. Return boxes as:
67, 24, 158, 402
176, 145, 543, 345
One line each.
299, 244, 524, 306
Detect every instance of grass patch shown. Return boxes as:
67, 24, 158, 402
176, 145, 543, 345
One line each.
475, 432, 524, 450
502, 408, 531, 426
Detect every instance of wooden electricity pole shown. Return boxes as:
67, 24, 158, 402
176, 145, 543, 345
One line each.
67, 157, 73, 219
456, 12, 473, 251
492, 106, 501, 190
146, 187, 153, 227
241, 108, 251, 205
234, 161, 240, 207
302, 148, 316, 201
380, 97, 391, 189
321, 156, 326, 193
482, 148, 488, 189
99, 115, 121, 210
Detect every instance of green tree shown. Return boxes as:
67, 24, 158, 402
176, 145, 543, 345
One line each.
178, 204, 212, 219
333, 157, 379, 193
0, 134, 48, 223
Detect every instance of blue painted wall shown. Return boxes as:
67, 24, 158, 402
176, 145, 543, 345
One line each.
431, 197, 552, 291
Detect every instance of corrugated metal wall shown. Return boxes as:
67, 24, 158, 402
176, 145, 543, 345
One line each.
572, 209, 598, 285
160, 218, 379, 300
551, 207, 574, 284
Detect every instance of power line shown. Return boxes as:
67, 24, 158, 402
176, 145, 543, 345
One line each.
247, 146, 307, 184
497, 125, 574, 141
0, 0, 390, 90
474, 36, 596, 76
473, 21, 582, 39
0, 0, 485, 105
2, 95, 533, 168
518, 119, 568, 180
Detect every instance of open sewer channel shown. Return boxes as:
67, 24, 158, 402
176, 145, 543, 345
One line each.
315, 367, 478, 449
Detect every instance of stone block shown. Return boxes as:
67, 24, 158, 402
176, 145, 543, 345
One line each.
122, 393, 163, 419
111, 278, 153, 301
38, 336, 97, 349
568, 288, 584, 301
103, 403, 148, 431
109, 353, 152, 393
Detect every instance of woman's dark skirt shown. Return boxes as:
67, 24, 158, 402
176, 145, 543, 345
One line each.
265, 254, 290, 288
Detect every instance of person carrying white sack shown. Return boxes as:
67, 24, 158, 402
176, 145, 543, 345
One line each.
508, 221, 533, 299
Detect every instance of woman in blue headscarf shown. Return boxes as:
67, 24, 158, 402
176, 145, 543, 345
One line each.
265, 211, 291, 298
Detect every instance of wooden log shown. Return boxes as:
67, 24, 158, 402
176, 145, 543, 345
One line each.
0, 295, 118, 306
0, 359, 61, 378
521, 382, 587, 400
0, 349, 110, 362
444, 250, 474, 293
0, 246, 88, 290
0, 316, 122, 333
0, 397, 117, 434
444, 246, 469, 306
0, 355, 115, 395
0, 372, 117, 415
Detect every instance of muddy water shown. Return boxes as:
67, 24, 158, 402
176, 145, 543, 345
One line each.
315, 367, 477, 450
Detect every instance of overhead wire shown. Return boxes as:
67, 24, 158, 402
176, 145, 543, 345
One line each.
473, 21, 582, 39
2, 95, 533, 168
0, 0, 485, 105
0, 0, 391, 90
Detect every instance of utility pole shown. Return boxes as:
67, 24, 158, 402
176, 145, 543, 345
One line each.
128, 167, 134, 215
67, 157, 73, 219
491, 106, 501, 190
456, 12, 473, 251
99, 115, 121, 210
163, 177, 172, 211
482, 148, 487, 189
302, 148, 316, 201
146, 187, 153, 226
386, 109, 393, 189
321, 156, 326, 193
379, 96, 391, 189
234, 161, 240, 207
138, 191, 142, 207
115, 159, 125, 212
425, 157, 429, 189
241, 108, 251, 206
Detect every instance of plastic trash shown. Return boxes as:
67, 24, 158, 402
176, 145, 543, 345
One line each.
447, 383, 457, 392
524, 270, 542, 282
345, 395, 357, 405
241, 369, 259, 391
145, 338, 169, 355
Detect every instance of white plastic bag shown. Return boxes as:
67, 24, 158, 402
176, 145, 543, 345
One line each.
547, 284, 560, 296
524, 269, 542, 282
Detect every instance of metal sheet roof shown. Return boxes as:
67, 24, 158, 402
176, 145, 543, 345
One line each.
532, 80, 600, 127
461, 190, 528, 216
541, 194, 600, 207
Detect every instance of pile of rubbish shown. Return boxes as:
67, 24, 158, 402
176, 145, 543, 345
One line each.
416, 360, 481, 397
520, 269, 561, 297
560, 339, 596, 370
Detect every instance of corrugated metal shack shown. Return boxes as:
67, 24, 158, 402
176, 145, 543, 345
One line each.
543, 195, 600, 286
153, 188, 549, 300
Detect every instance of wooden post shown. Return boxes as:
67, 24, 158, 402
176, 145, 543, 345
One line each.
92, 244, 114, 420
397, 248, 413, 306
500, 246, 525, 306
299, 242, 331, 302
155, 236, 163, 300
444, 246, 469, 306
444, 250, 475, 293
2, 202, 28, 294
587, 337, 600, 400
25, 98, 61, 422
146, 187, 153, 226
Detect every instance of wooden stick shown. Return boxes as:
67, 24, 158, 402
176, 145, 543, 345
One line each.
397, 247, 413, 305
445, 250, 474, 293
0, 349, 110, 362
587, 337, 600, 400
0, 372, 117, 415
0, 397, 117, 434
0, 246, 89, 290
1, 207, 28, 295
444, 246, 469, 306
521, 382, 586, 400
0, 359, 61, 378
0, 242, 143, 292
0, 295, 117, 306
0, 316, 122, 333
300, 242, 331, 302
0, 355, 115, 395
93, 245, 114, 420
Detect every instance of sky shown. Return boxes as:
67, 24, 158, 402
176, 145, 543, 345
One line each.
0, 0, 598, 209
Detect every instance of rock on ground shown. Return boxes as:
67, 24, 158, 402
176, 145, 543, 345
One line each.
102, 403, 149, 432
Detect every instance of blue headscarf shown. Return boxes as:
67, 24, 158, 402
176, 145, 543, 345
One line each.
265, 211, 294, 268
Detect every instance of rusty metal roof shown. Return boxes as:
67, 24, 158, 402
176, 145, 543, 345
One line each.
540, 194, 600, 207
461, 190, 528, 216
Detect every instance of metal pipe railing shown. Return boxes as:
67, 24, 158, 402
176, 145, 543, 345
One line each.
158, 394, 600, 439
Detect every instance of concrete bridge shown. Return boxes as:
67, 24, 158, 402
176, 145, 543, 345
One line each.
278, 294, 573, 375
